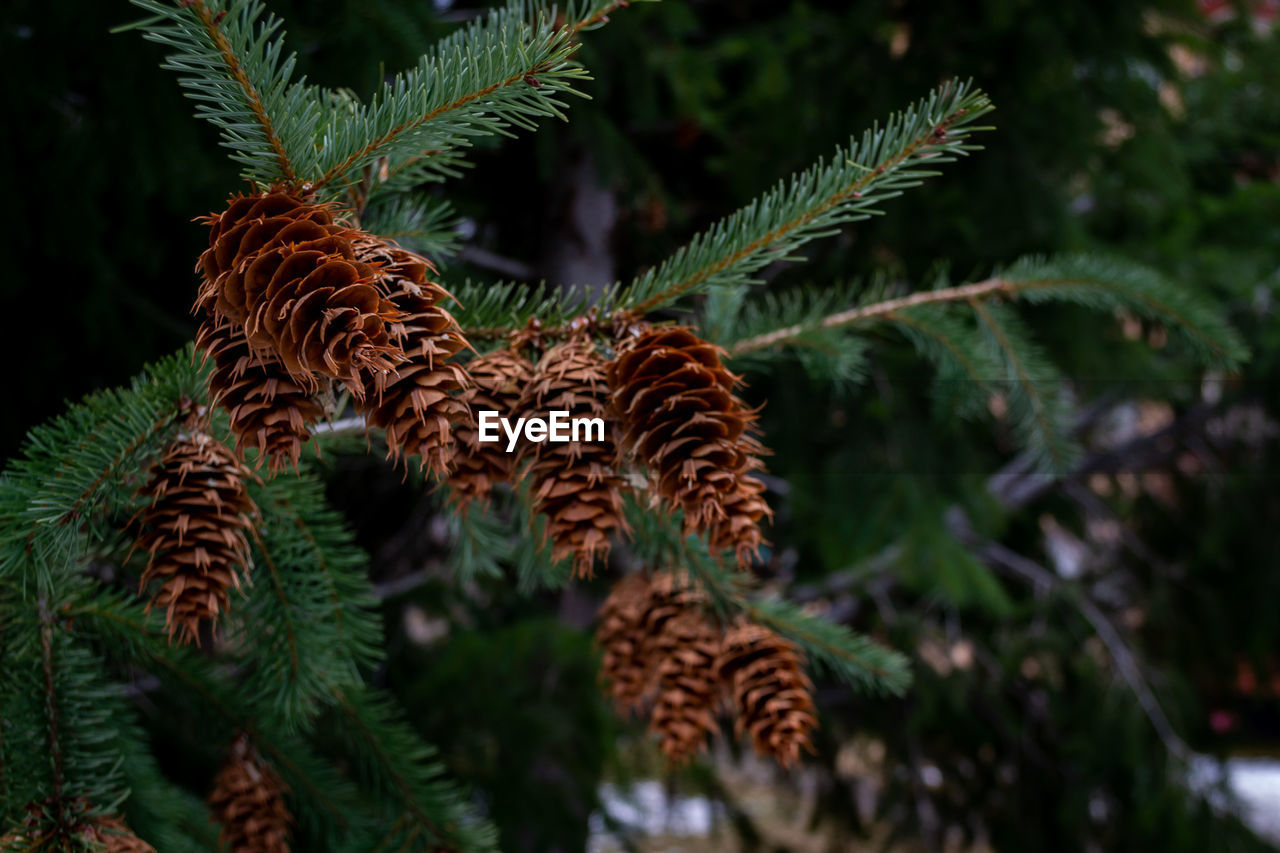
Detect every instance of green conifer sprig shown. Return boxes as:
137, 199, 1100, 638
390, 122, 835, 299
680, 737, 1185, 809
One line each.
363, 195, 463, 262
126, 0, 323, 184
320, 690, 500, 852
310, 0, 634, 195
713, 253, 1245, 471
616, 80, 994, 313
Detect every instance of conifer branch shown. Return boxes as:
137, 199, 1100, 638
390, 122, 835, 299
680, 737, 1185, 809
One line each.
311, 0, 633, 192
181, 0, 296, 183
130, 0, 322, 184
620, 81, 993, 313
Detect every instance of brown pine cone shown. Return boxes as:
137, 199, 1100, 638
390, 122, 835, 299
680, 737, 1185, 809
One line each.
607, 326, 772, 568
208, 735, 292, 853
716, 621, 817, 768
133, 431, 255, 646
0, 799, 154, 852
448, 347, 534, 512
520, 336, 627, 578
195, 313, 324, 474
197, 190, 402, 393
352, 240, 471, 477
594, 573, 657, 713
648, 610, 723, 763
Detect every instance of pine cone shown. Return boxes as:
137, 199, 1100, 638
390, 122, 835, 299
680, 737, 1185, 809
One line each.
197, 191, 402, 392
520, 337, 627, 578
448, 347, 534, 511
195, 312, 324, 474
607, 326, 772, 567
648, 610, 723, 763
716, 622, 817, 768
352, 240, 471, 476
133, 431, 255, 645
595, 573, 656, 713
0, 799, 154, 852
208, 735, 292, 853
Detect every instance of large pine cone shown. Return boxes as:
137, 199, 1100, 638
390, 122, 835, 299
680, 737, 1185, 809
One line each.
607, 326, 772, 568
133, 431, 255, 646
648, 610, 723, 763
207, 735, 292, 853
716, 621, 817, 767
197, 191, 402, 392
352, 241, 471, 476
195, 313, 324, 474
0, 799, 154, 853
520, 337, 627, 578
448, 347, 534, 511
595, 572, 657, 713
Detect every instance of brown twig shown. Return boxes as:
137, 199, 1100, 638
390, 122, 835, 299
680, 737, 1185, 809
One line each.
729, 278, 1013, 356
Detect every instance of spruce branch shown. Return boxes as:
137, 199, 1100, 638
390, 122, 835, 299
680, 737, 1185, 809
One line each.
619, 80, 994, 313
129, 0, 322, 184
311, 0, 636, 192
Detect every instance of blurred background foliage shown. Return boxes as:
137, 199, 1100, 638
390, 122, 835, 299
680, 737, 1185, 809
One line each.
5, 0, 1280, 849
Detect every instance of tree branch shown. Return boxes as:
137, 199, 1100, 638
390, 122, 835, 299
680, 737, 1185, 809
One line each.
729, 278, 1013, 356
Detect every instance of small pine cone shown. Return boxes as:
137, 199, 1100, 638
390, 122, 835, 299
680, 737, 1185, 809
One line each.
520, 337, 627, 578
716, 622, 817, 768
134, 431, 255, 645
607, 326, 772, 567
648, 611, 723, 763
638, 570, 706, 642
352, 241, 471, 476
197, 190, 403, 392
708, 468, 771, 567
208, 735, 292, 853
195, 314, 324, 474
595, 573, 657, 713
447, 347, 534, 511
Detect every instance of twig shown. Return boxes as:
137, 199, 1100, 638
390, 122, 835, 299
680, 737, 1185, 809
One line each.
38, 592, 67, 820
944, 507, 1191, 762
457, 246, 538, 281
729, 278, 1012, 356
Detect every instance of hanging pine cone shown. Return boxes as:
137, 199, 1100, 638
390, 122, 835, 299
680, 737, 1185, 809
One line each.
448, 347, 534, 511
595, 572, 657, 713
195, 310, 324, 474
716, 621, 817, 768
208, 735, 292, 853
133, 430, 255, 645
0, 799, 154, 852
351, 240, 471, 476
197, 190, 403, 392
520, 336, 627, 578
607, 326, 773, 568
648, 610, 724, 763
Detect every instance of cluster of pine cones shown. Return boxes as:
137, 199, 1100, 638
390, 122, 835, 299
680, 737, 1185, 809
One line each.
124, 188, 806, 782
596, 571, 818, 767
135, 188, 776, 642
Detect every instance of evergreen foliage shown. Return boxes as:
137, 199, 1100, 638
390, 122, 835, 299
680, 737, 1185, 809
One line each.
2, 0, 1267, 849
